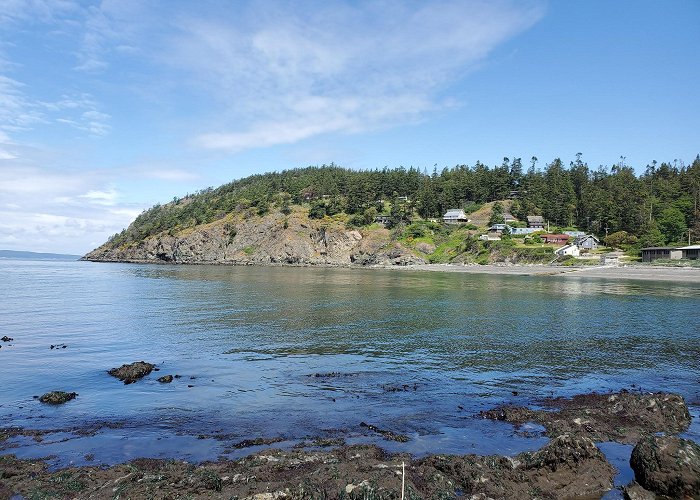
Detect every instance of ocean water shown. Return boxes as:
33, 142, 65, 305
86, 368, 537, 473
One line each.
1, 259, 699, 470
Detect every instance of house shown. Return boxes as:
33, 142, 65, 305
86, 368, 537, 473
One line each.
489, 223, 512, 233
641, 245, 700, 262
555, 244, 580, 257
564, 231, 586, 238
479, 232, 501, 241
511, 227, 542, 236
680, 245, 700, 260
574, 234, 600, 250
503, 212, 517, 223
443, 209, 469, 224
375, 215, 392, 225
527, 215, 545, 229
541, 234, 570, 244
641, 247, 683, 262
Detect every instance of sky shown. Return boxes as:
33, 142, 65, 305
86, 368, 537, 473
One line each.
1, 0, 698, 255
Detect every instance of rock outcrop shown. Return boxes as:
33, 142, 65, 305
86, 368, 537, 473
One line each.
630, 435, 700, 498
84, 212, 424, 267
480, 390, 692, 444
108, 361, 155, 384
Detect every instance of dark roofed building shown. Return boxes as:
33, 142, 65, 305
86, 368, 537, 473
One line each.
641, 247, 682, 262
541, 234, 570, 244
527, 215, 545, 229
680, 245, 700, 260
574, 234, 600, 250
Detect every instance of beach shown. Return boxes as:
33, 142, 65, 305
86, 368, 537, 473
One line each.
395, 263, 700, 283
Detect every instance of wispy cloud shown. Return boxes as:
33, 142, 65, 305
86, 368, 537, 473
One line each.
172, 1, 545, 152
0, 164, 146, 254
0, 0, 546, 253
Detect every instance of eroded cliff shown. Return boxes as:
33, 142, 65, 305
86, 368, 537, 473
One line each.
83, 210, 424, 267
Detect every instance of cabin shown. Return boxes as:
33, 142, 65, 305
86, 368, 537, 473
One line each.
503, 212, 517, 223
527, 215, 545, 229
443, 209, 469, 224
574, 234, 600, 250
555, 244, 580, 257
641, 247, 682, 262
541, 234, 570, 245
641, 245, 700, 262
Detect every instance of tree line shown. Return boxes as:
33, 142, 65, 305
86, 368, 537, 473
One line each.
108, 155, 700, 248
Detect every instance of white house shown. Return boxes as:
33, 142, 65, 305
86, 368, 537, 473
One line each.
479, 232, 501, 241
443, 209, 469, 224
555, 244, 580, 257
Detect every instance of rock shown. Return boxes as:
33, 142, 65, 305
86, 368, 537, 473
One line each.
230, 437, 285, 449
157, 375, 173, 383
1, 336, 13, 342
359, 422, 410, 442
623, 481, 656, 500
481, 391, 692, 444
525, 434, 607, 469
629, 435, 700, 498
38, 391, 77, 404
523, 435, 615, 498
108, 361, 155, 384
82, 212, 426, 267
479, 405, 538, 424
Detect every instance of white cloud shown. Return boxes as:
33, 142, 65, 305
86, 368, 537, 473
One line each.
144, 169, 200, 182
0, 0, 546, 254
79, 188, 118, 205
0, 149, 16, 160
0, 164, 145, 254
171, 1, 545, 152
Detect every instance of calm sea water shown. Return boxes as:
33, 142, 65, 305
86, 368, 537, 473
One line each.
1, 259, 699, 470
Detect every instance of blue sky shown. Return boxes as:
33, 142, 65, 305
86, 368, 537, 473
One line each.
1, 0, 698, 254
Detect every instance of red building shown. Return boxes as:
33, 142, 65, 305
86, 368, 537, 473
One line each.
541, 234, 570, 244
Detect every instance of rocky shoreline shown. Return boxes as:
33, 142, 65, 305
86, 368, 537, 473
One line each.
2, 390, 698, 499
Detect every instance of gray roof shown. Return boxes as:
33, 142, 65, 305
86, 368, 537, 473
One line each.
443, 209, 467, 217
527, 215, 544, 222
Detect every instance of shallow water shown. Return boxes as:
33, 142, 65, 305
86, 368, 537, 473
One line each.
1, 259, 698, 469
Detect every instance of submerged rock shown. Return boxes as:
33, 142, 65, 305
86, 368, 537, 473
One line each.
359, 422, 410, 442
1, 336, 13, 342
38, 391, 77, 404
108, 361, 155, 384
157, 375, 173, 383
630, 435, 700, 498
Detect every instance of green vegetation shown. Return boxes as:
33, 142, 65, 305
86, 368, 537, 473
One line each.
105, 155, 700, 255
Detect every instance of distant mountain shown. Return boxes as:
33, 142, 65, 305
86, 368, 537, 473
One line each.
0, 250, 80, 261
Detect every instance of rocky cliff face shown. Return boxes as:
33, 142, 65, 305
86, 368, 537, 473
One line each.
83, 211, 425, 267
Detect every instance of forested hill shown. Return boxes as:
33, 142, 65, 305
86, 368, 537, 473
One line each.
105, 155, 699, 250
